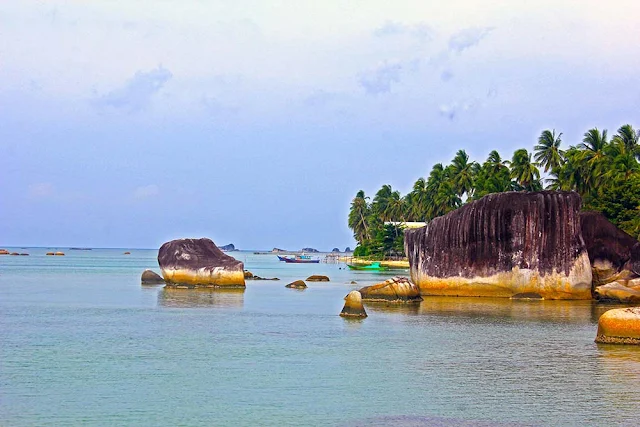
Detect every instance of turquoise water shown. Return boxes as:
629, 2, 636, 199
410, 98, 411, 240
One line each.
2, 248, 640, 426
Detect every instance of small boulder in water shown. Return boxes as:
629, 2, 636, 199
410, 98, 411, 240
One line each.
596, 307, 640, 344
594, 282, 640, 303
285, 280, 307, 289
358, 277, 422, 303
307, 275, 330, 282
340, 291, 367, 318
141, 269, 165, 285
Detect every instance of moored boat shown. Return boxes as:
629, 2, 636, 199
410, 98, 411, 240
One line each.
277, 254, 320, 263
347, 262, 389, 271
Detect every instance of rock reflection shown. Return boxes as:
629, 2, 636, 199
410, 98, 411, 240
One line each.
417, 296, 598, 324
364, 302, 421, 315
596, 344, 640, 410
158, 287, 244, 308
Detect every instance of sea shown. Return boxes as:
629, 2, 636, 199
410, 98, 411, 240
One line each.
1, 248, 639, 426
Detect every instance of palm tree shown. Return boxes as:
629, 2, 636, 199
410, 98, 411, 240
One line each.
348, 190, 371, 243
534, 129, 564, 173
578, 128, 609, 193
386, 190, 406, 222
372, 184, 394, 222
510, 149, 541, 191
407, 177, 428, 221
449, 149, 476, 199
612, 124, 640, 160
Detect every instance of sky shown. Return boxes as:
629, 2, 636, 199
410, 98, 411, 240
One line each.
1, 0, 640, 250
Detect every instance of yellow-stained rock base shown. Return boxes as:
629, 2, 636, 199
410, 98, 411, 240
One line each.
596, 307, 640, 344
412, 255, 592, 300
340, 291, 367, 317
161, 267, 245, 288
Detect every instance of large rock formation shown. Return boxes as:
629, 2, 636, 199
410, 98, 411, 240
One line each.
219, 243, 236, 251
405, 191, 592, 299
158, 238, 245, 288
580, 211, 640, 286
596, 307, 640, 344
359, 277, 423, 303
594, 282, 640, 303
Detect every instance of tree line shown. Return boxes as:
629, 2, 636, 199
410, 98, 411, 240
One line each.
349, 124, 640, 257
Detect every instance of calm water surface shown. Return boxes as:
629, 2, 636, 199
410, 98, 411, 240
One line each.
1, 248, 640, 426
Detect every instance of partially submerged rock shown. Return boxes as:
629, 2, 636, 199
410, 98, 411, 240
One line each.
359, 276, 422, 303
596, 307, 640, 344
158, 238, 245, 288
306, 275, 330, 282
0, 249, 9, 255
405, 191, 592, 300
54, 252, 65, 256
46, 252, 54, 256
244, 270, 254, 279
340, 291, 367, 318
594, 282, 640, 304
252, 276, 280, 281
285, 280, 307, 289
580, 211, 640, 286
141, 269, 165, 285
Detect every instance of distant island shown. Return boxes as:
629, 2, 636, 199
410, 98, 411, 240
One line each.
218, 243, 237, 251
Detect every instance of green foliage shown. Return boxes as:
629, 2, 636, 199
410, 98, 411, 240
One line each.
348, 124, 640, 256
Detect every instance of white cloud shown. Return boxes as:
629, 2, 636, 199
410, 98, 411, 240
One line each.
93, 66, 172, 112
373, 21, 434, 41
448, 27, 494, 53
358, 61, 403, 95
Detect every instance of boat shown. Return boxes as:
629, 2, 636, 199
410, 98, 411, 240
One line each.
277, 254, 320, 263
346, 262, 389, 271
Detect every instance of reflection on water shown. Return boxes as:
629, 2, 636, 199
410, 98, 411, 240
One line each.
596, 344, 640, 413
416, 296, 607, 324
158, 287, 245, 308
364, 301, 422, 315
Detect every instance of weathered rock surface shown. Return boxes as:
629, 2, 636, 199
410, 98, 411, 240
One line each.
596, 307, 640, 344
219, 243, 236, 251
405, 191, 592, 299
359, 276, 423, 303
594, 282, 640, 303
580, 211, 640, 286
244, 270, 254, 279
340, 291, 367, 317
306, 275, 330, 282
158, 238, 245, 288
141, 269, 165, 285
285, 280, 307, 289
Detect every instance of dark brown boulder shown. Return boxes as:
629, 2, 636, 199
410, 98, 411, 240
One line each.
405, 191, 592, 299
285, 280, 307, 289
580, 211, 640, 285
306, 275, 330, 282
141, 269, 165, 285
158, 238, 245, 288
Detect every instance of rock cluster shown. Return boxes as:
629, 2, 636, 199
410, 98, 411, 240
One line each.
158, 238, 245, 288
405, 191, 593, 299
359, 277, 422, 303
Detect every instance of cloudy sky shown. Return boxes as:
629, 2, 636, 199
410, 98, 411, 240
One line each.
1, 0, 639, 250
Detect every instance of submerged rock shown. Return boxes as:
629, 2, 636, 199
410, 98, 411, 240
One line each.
594, 282, 640, 303
340, 291, 367, 317
244, 270, 254, 279
596, 307, 640, 344
123, 251, 131, 255
141, 269, 165, 285
580, 211, 640, 286
306, 275, 330, 282
158, 238, 245, 288
405, 191, 592, 299
285, 280, 307, 289
359, 277, 422, 303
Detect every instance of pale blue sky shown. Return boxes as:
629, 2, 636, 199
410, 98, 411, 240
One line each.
1, 1, 639, 250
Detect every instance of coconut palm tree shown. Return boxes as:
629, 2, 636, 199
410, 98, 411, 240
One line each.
372, 184, 395, 222
407, 177, 428, 221
510, 149, 541, 191
612, 124, 640, 160
578, 128, 609, 192
449, 149, 476, 199
348, 190, 371, 243
534, 129, 564, 173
